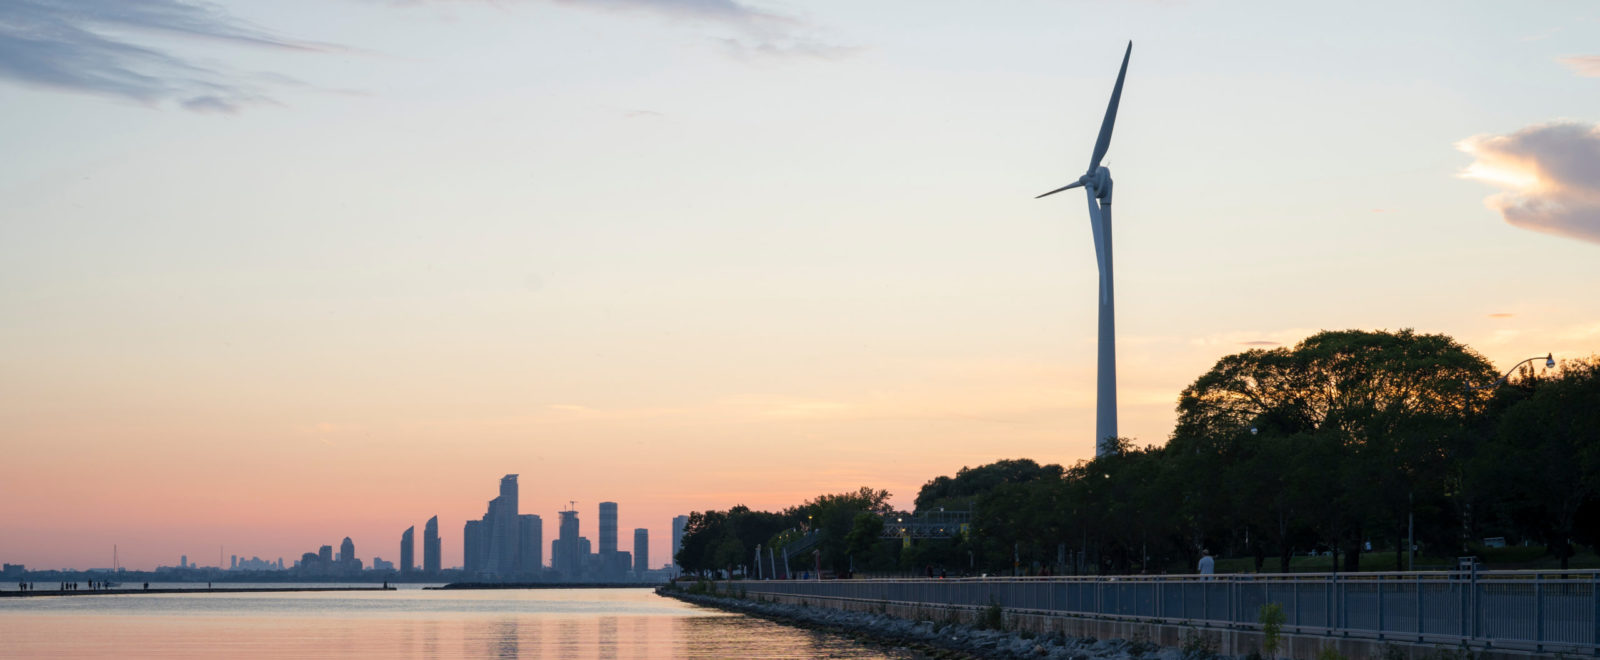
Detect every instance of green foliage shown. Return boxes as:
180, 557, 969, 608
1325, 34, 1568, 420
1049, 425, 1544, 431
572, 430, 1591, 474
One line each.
915, 459, 1064, 511
1472, 357, 1600, 569
1315, 646, 1347, 660
786, 487, 893, 575
1258, 602, 1286, 657
1181, 628, 1218, 660
675, 505, 798, 577
978, 600, 1005, 630
674, 335, 1600, 582
845, 512, 885, 558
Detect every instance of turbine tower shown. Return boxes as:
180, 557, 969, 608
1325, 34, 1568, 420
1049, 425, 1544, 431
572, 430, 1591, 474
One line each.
1037, 41, 1131, 458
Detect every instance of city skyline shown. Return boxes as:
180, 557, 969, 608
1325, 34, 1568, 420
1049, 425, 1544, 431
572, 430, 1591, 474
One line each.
3, 0, 1598, 570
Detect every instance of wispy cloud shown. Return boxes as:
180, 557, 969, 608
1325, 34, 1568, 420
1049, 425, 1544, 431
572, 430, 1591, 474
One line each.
1488, 312, 1514, 319
1560, 55, 1600, 77
0, 0, 328, 112
402, 0, 856, 61
1458, 121, 1600, 246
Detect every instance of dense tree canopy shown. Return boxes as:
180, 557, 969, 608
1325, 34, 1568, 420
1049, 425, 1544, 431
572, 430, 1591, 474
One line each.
676, 330, 1598, 576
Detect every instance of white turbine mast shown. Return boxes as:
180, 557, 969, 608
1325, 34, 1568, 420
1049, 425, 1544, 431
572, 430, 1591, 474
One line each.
1036, 41, 1131, 458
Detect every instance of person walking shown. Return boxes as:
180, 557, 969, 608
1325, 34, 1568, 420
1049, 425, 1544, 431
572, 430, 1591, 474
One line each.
1198, 549, 1215, 576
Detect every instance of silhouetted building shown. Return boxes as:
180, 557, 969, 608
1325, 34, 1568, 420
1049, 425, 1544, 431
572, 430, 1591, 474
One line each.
672, 515, 689, 572
400, 526, 415, 575
633, 528, 648, 575
519, 514, 542, 575
339, 537, 362, 574
484, 475, 519, 576
464, 475, 542, 580
599, 502, 621, 578
424, 516, 441, 574
319, 545, 333, 565
463, 519, 484, 576
553, 509, 582, 578
599, 502, 618, 555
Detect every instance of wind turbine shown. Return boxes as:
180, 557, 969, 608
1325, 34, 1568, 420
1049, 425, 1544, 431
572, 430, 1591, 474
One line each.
1036, 41, 1131, 458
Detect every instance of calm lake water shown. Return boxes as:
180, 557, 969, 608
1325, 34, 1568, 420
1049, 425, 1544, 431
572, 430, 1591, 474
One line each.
0, 586, 919, 659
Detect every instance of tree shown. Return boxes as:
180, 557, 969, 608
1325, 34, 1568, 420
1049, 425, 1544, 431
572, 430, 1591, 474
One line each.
916, 459, 1064, 512
1174, 329, 1495, 570
787, 487, 892, 575
1474, 357, 1600, 568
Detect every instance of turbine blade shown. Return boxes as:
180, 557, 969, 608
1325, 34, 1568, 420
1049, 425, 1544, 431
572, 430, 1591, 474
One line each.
1036, 180, 1085, 199
1087, 41, 1132, 175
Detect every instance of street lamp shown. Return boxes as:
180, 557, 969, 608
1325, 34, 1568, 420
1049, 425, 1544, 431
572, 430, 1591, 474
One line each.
1468, 353, 1554, 390
1442, 352, 1555, 568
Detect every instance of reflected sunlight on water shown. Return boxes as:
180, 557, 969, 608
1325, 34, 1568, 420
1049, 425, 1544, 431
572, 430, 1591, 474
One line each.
0, 587, 916, 659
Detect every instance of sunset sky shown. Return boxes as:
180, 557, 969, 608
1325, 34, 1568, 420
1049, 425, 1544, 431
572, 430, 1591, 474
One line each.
3, 0, 1598, 571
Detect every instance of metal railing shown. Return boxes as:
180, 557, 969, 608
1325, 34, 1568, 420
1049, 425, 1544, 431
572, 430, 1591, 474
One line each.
733, 569, 1600, 654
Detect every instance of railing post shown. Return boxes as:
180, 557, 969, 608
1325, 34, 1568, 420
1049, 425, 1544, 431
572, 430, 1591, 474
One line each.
1535, 573, 1544, 652
1591, 572, 1600, 651
1228, 576, 1236, 628
1415, 572, 1423, 642
1327, 575, 1334, 633
1293, 578, 1300, 630
1377, 574, 1384, 639
1340, 575, 1349, 635
1470, 565, 1479, 642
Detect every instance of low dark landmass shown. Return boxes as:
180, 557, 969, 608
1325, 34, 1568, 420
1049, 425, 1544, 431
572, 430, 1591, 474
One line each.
657, 587, 1183, 660
1, 586, 394, 598
432, 582, 664, 590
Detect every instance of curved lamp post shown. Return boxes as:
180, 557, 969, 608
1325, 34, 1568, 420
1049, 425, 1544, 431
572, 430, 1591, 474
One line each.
1468, 353, 1555, 391
1442, 352, 1554, 568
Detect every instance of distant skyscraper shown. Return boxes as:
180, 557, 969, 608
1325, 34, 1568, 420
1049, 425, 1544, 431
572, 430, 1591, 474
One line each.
484, 475, 520, 576
599, 502, 618, 556
423, 516, 441, 574
400, 526, 415, 574
633, 528, 648, 575
339, 537, 361, 573
554, 509, 581, 578
463, 475, 531, 580
671, 515, 689, 570
519, 514, 542, 575
180, 555, 188, 569
464, 519, 484, 576
319, 545, 333, 565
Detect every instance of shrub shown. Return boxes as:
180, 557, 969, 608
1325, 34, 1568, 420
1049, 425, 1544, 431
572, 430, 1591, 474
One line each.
979, 600, 1006, 631
1259, 602, 1286, 657
1181, 628, 1218, 660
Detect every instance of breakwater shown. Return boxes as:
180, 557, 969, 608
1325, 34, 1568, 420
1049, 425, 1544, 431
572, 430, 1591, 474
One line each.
431, 582, 662, 590
1, 586, 393, 598
659, 585, 1183, 660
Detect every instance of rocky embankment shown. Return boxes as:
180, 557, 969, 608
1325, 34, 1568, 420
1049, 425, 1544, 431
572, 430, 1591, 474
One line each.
659, 587, 1191, 660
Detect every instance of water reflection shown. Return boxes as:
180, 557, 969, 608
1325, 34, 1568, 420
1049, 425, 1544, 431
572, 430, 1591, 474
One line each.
0, 588, 918, 659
